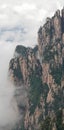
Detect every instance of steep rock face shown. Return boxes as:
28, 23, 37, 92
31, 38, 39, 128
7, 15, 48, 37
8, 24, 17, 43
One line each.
38, 9, 64, 58
9, 8, 64, 130
9, 45, 39, 87
53, 10, 61, 39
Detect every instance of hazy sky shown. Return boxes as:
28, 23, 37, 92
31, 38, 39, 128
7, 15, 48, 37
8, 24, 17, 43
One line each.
0, 0, 63, 26
0, 0, 64, 46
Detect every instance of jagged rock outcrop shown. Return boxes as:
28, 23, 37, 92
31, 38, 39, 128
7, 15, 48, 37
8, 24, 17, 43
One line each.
9, 8, 64, 130
9, 45, 38, 86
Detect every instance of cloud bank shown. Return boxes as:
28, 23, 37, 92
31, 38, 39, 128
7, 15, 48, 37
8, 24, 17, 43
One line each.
0, 0, 64, 46
0, 42, 20, 129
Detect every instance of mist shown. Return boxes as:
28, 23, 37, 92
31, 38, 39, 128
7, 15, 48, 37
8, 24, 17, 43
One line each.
0, 41, 20, 130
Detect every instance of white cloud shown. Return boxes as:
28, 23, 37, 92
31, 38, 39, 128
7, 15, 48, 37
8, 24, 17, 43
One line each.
0, 14, 7, 19
0, 0, 63, 46
14, 3, 36, 14
0, 0, 63, 44
0, 41, 20, 129
1, 4, 7, 9
0, 41, 28, 129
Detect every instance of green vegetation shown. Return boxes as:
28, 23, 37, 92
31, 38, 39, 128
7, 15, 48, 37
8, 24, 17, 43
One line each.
29, 70, 43, 114
50, 65, 62, 85
43, 44, 59, 62
42, 83, 49, 100
29, 65, 49, 115
43, 43, 62, 85
40, 110, 64, 130
14, 59, 23, 80
56, 109, 64, 130
56, 38, 61, 43
12, 121, 25, 130
38, 114, 43, 123
43, 45, 54, 61
33, 45, 38, 53
40, 116, 52, 130
15, 45, 27, 57
46, 27, 51, 34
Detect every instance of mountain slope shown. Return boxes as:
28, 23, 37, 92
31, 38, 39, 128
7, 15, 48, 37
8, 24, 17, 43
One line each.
9, 8, 64, 130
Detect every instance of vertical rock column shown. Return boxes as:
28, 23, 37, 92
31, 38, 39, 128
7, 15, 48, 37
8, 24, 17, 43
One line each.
53, 10, 61, 40
61, 8, 64, 44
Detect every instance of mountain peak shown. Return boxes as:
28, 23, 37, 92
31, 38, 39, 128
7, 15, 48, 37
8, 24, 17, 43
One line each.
9, 8, 64, 130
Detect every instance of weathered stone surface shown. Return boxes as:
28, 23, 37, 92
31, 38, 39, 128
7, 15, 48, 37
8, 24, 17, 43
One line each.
9, 8, 64, 130
53, 15, 61, 39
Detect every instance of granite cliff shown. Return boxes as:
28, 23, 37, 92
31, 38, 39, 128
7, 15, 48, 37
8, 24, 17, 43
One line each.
9, 8, 64, 130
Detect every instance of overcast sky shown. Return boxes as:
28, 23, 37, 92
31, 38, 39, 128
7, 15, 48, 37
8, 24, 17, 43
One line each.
0, 0, 63, 26
0, 0, 64, 46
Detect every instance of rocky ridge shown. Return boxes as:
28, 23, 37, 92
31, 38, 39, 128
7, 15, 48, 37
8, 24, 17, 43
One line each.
9, 8, 64, 130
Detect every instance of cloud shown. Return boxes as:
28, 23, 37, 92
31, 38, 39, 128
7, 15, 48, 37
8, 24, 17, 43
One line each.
14, 3, 36, 14
0, 0, 64, 46
0, 41, 28, 129
0, 42, 20, 129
